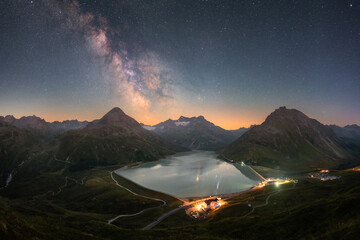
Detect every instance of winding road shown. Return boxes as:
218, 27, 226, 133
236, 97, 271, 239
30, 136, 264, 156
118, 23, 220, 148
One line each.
107, 171, 167, 224
243, 182, 296, 217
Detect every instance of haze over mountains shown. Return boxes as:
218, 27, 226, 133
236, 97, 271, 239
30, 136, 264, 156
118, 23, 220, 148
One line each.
141, 116, 250, 150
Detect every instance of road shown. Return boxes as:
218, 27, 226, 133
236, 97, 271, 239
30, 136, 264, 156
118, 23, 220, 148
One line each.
142, 206, 184, 230
108, 171, 167, 224
109, 171, 166, 205
242, 190, 280, 217
247, 165, 267, 181
242, 182, 296, 217
108, 168, 296, 228
142, 196, 222, 230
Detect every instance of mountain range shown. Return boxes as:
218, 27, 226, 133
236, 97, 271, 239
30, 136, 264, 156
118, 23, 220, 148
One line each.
329, 124, 360, 140
0, 108, 188, 187
47, 107, 187, 172
1, 106, 360, 239
141, 116, 249, 150
0, 115, 88, 141
1, 106, 360, 180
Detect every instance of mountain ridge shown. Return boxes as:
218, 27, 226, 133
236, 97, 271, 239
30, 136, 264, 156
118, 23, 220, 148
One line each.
141, 115, 249, 150
222, 106, 357, 171
0, 115, 88, 141
50, 107, 187, 171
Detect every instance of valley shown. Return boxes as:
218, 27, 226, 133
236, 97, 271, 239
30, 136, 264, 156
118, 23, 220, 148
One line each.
1, 106, 360, 239
2, 1, 360, 238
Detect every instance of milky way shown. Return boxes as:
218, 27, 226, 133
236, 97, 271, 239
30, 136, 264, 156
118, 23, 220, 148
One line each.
0, 0, 359, 128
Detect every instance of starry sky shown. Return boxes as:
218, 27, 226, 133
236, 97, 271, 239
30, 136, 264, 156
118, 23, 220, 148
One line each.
0, 0, 359, 129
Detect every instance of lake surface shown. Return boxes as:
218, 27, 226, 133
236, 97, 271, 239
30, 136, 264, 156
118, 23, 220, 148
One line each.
115, 151, 262, 198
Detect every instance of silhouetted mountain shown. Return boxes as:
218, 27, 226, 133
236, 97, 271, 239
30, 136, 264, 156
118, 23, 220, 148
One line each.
222, 107, 357, 171
53, 107, 186, 171
329, 124, 360, 140
229, 126, 255, 137
85, 107, 142, 131
142, 116, 248, 150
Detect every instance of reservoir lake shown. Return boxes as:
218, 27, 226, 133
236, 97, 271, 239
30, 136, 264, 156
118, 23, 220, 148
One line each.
115, 151, 262, 198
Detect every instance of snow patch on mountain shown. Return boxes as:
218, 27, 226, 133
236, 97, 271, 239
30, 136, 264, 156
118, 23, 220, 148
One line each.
143, 125, 156, 131
175, 121, 190, 126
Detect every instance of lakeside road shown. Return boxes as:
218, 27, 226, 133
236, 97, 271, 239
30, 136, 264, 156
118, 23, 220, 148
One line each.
108, 171, 167, 224
108, 161, 283, 229
142, 206, 184, 230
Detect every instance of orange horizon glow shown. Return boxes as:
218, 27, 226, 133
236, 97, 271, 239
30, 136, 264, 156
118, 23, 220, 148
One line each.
0, 101, 360, 130
1, 105, 359, 130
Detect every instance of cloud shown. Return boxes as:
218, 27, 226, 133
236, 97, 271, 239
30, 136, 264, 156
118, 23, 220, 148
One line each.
43, 0, 175, 111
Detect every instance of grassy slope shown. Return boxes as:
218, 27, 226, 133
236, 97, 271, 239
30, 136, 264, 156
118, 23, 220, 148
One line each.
1, 168, 360, 239
151, 171, 360, 240
0, 122, 42, 185
0, 165, 182, 239
222, 108, 360, 173
55, 126, 178, 172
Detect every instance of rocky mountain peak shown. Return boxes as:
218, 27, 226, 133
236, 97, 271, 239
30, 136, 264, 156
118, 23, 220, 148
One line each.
88, 107, 141, 130
4, 115, 16, 123
178, 116, 188, 121
264, 106, 310, 126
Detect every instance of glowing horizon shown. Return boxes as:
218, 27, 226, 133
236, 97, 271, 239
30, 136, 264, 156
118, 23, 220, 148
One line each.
1, 104, 358, 130
0, 1, 359, 130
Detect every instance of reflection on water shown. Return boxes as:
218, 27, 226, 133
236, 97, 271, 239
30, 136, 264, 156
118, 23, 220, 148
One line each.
116, 151, 261, 198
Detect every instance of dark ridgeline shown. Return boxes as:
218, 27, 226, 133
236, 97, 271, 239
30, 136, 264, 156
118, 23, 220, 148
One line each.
0, 115, 88, 141
329, 124, 360, 140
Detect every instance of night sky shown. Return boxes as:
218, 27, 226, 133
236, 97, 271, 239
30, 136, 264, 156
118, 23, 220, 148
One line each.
0, 0, 359, 129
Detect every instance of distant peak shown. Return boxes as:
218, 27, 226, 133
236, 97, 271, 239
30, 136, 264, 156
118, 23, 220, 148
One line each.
275, 106, 287, 112
84, 106, 142, 129
265, 107, 312, 126
178, 116, 189, 121
176, 115, 207, 122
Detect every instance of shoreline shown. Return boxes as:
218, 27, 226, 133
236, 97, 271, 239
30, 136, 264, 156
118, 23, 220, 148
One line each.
112, 170, 187, 203
114, 150, 266, 201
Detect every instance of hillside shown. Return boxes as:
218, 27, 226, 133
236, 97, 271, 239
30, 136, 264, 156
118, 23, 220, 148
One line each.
52, 107, 186, 171
0, 120, 40, 188
222, 107, 357, 171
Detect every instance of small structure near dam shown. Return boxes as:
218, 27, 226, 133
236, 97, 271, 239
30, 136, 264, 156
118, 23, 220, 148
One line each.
185, 198, 226, 219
